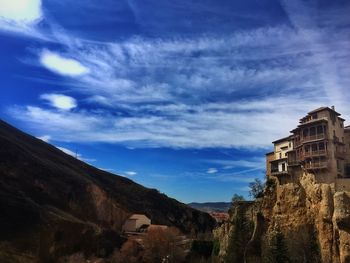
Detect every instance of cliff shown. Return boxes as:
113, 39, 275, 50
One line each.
215, 173, 350, 263
0, 120, 215, 263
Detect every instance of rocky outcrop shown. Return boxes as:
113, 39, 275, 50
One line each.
215, 173, 350, 263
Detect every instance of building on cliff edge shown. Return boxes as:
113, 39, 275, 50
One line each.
266, 106, 350, 191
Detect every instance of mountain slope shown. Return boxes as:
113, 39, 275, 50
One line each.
0, 120, 215, 262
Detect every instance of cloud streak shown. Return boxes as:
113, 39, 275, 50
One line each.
40, 50, 90, 77
40, 94, 77, 111
6, 0, 350, 149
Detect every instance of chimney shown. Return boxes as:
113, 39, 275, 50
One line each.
331, 105, 335, 111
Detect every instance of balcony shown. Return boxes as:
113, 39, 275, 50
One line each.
304, 162, 328, 170
299, 117, 328, 126
301, 134, 325, 143
271, 170, 289, 176
288, 160, 300, 166
304, 149, 327, 158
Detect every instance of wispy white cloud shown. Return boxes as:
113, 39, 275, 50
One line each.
205, 158, 265, 169
56, 146, 96, 163
0, 0, 42, 22
125, 171, 137, 176
56, 146, 79, 158
8, 94, 330, 148
0, 0, 45, 37
207, 168, 218, 174
7, 0, 350, 149
36, 135, 51, 142
40, 93, 77, 111
40, 50, 90, 77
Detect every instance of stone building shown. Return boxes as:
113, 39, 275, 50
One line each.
266, 106, 350, 190
122, 214, 151, 232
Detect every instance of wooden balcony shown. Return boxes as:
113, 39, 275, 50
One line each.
301, 134, 325, 143
304, 149, 327, 158
271, 170, 289, 176
304, 162, 328, 170
299, 117, 328, 126
288, 160, 300, 166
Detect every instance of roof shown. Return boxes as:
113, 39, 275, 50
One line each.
129, 214, 150, 220
266, 151, 274, 155
308, 106, 340, 116
272, 135, 293, 144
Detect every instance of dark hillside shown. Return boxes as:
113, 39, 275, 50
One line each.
0, 120, 215, 262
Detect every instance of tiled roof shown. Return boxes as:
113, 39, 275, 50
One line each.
308, 106, 340, 116
129, 214, 150, 220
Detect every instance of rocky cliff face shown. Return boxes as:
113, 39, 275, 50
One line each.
215, 173, 350, 263
0, 120, 215, 263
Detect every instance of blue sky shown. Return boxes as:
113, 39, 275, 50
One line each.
1, 0, 350, 202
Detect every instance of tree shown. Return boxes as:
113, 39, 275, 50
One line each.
249, 178, 264, 199
266, 230, 290, 263
142, 227, 184, 263
225, 206, 253, 263
307, 227, 320, 263
231, 194, 245, 204
111, 239, 141, 263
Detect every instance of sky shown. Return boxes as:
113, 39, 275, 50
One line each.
1, 0, 350, 203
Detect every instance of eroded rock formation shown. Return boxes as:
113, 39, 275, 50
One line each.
215, 173, 350, 263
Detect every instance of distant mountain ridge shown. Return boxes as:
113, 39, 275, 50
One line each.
188, 202, 231, 212
0, 119, 215, 262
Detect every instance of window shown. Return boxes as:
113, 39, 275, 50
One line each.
305, 145, 310, 152
317, 125, 323, 134
310, 127, 316, 136
282, 163, 286, 171
311, 113, 317, 119
319, 142, 325, 150
279, 153, 282, 159
303, 129, 309, 137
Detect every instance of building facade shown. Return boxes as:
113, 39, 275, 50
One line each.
266, 106, 350, 191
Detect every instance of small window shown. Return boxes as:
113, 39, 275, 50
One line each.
282, 163, 286, 171
310, 127, 316, 136
319, 142, 325, 150
303, 129, 309, 137
312, 113, 317, 119
305, 145, 310, 152
279, 153, 282, 158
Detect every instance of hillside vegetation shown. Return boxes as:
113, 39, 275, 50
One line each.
0, 120, 215, 263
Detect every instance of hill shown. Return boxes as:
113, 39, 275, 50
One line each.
188, 202, 231, 212
0, 120, 215, 262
